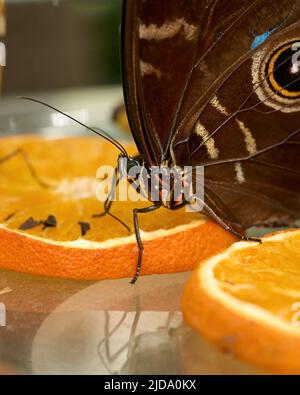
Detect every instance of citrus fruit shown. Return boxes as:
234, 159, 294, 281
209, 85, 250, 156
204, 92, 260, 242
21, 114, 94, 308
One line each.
0, 135, 236, 280
181, 229, 300, 374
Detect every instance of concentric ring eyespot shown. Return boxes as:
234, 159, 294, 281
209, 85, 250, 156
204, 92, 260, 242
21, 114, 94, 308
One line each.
266, 40, 300, 99
252, 35, 300, 113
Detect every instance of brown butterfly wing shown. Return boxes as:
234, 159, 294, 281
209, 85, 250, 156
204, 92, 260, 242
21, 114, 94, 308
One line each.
122, 0, 300, 161
122, 0, 206, 164
172, 0, 300, 139
171, 19, 300, 230
122, 0, 300, 232
204, 144, 300, 230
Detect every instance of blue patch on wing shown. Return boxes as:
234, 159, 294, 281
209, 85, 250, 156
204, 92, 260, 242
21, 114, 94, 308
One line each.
251, 28, 277, 49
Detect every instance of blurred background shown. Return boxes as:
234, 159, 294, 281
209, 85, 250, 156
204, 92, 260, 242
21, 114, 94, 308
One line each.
4, 0, 122, 92
0, 0, 128, 138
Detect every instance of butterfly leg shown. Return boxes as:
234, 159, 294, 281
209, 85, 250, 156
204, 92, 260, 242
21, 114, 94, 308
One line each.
170, 201, 189, 211
93, 193, 114, 218
94, 195, 130, 232
93, 166, 131, 232
202, 201, 262, 243
131, 203, 161, 284
94, 165, 118, 218
0, 147, 53, 189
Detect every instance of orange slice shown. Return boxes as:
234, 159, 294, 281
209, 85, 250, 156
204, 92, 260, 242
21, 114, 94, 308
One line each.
0, 135, 236, 280
181, 229, 300, 374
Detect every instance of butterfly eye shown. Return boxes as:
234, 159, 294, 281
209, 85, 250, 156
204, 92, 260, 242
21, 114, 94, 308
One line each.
266, 42, 300, 99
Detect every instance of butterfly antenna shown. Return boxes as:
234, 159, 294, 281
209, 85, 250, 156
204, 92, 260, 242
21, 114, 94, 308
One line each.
18, 96, 129, 157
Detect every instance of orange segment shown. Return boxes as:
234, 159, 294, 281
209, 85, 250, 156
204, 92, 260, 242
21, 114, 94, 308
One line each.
181, 229, 300, 374
0, 135, 237, 280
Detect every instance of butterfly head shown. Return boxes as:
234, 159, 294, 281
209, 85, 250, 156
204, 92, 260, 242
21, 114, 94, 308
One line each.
118, 154, 142, 179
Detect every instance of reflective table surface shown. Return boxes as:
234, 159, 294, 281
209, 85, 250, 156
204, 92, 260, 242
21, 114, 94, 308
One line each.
0, 270, 262, 375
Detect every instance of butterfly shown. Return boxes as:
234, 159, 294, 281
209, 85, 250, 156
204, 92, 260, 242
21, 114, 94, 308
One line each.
119, 0, 300, 282
18, 0, 300, 284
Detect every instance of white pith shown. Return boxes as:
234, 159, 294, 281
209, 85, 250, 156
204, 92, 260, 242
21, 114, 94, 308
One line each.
0, 219, 205, 250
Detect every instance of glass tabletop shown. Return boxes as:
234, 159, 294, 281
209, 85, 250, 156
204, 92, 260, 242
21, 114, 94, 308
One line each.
0, 269, 263, 375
